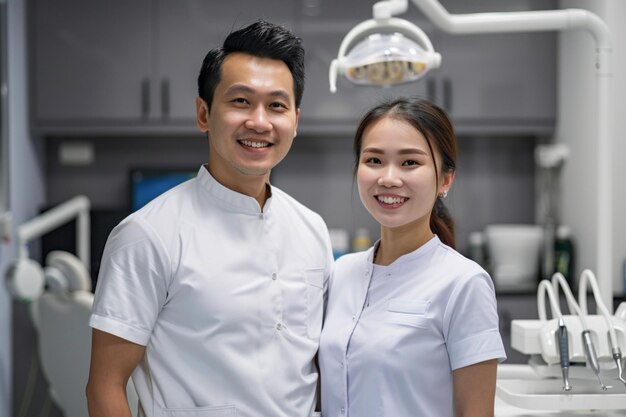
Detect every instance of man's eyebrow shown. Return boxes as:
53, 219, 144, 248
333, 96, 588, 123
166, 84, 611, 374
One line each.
225, 84, 292, 102
268, 90, 292, 102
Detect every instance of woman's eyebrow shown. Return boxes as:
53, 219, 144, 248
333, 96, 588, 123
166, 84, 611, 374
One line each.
362, 147, 427, 155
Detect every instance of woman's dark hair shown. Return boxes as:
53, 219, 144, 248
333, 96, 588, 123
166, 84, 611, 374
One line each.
353, 97, 458, 248
197, 20, 305, 110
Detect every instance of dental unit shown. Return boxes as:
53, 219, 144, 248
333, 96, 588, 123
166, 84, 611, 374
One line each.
509, 270, 626, 409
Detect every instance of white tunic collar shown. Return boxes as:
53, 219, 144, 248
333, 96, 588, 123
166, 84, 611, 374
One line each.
369, 235, 441, 270
195, 164, 273, 215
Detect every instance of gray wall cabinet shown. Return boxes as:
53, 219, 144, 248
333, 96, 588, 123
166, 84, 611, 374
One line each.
30, 0, 556, 136
434, 31, 556, 133
30, 0, 295, 134
31, 0, 154, 124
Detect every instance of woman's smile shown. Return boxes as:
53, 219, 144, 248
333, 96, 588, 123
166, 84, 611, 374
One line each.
375, 194, 409, 208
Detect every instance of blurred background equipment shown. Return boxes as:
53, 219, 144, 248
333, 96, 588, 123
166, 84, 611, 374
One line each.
4, 196, 138, 417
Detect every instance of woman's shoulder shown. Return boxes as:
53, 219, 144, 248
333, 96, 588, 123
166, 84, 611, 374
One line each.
435, 241, 487, 277
331, 250, 372, 279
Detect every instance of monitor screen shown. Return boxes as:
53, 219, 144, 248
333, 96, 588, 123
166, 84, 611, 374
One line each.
130, 169, 196, 211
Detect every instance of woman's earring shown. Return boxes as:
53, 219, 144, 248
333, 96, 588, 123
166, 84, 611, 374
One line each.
439, 190, 448, 199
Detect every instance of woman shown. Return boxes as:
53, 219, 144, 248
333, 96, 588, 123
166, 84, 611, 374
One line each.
319, 98, 506, 417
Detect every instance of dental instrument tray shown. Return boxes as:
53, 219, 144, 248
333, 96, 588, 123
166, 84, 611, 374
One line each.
501, 314, 626, 410
496, 377, 626, 410
496, 378, 626, 410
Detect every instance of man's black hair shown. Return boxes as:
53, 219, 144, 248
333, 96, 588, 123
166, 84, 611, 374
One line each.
197, 20, 305, 110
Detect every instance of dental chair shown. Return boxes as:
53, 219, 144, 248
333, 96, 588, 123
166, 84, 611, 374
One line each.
5, 196, 138, 417
28, 250, 139, 417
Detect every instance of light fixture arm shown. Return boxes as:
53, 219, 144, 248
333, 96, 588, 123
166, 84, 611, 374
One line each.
373, 0, 408, 19
408, 0, 610, 46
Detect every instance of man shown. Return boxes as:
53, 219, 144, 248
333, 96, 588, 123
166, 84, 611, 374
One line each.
86, 20, 332, 417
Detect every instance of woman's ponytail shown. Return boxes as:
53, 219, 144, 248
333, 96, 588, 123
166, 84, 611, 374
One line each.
431, 198, 455, 249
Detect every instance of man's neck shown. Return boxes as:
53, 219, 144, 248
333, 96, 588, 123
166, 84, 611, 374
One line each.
204, 165, 271, 209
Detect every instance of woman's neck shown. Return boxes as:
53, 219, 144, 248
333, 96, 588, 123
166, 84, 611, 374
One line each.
375, 224, 434, 266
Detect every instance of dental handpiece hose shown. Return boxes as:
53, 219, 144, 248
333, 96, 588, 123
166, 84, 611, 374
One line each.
613, 347, 626, 385
558, 318, 572, 391
582, 330, 611, 390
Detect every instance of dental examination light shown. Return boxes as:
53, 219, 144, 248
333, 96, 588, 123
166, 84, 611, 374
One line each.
328, 1, 441, 92
5, 195, 90, 302
332, 0, 614, 310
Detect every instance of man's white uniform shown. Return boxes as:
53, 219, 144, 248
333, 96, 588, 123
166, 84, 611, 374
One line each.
90, 165, 333, 417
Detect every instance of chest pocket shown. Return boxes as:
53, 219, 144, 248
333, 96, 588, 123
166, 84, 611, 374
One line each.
305, 268, 325, 339
385, 299, 430, 328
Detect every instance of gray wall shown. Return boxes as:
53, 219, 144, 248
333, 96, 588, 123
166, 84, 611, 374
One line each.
2, 0, 46, 415
45, 132, 538, 257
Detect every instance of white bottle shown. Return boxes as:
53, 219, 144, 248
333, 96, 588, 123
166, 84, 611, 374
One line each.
329, 228, 350, 260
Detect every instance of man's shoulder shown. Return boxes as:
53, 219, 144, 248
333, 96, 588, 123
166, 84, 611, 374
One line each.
110, 179, 197, 246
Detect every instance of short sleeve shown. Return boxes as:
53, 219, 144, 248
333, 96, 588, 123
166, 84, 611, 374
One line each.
443, 273, 506, 370
89, 216, 171, 346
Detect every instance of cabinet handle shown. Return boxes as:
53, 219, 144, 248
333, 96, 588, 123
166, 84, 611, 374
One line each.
426, 77, 437, 103
141, 78, 150, 118
161, 78, 170, 119
443, 78, 452, 113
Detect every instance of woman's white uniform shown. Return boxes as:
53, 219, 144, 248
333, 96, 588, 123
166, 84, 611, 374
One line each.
90, 166, 333, 417
319, 236, 506, 417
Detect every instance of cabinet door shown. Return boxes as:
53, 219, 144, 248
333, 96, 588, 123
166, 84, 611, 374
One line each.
156, 0, 296, 123
436, 32, 556, 124
429, 0, 557, 129
31, 0, 153, 123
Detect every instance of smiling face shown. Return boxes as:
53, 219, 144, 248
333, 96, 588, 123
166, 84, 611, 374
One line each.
196, 52, 299, 195
357, 116, 453, 232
